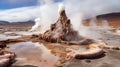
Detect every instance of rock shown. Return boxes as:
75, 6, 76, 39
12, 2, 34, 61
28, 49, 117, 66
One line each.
0, 50, 16, 67
0, 42, 6, 49
0, 59, 9, 67
41, 6, 84, 43
0, 43, 16, 67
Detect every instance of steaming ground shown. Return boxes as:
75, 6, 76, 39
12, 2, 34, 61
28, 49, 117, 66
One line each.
0, 22, 120, 67
0, 19, 120, 46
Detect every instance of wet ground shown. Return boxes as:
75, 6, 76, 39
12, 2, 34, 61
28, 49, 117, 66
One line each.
0, 24, 120, 67
4, 39, 120, 67
7, 42, 59, 67
62, 47, 120, 67
82, 27, 120, 46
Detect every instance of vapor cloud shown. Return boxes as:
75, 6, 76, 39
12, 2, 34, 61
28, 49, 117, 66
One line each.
0, 0, 120, 22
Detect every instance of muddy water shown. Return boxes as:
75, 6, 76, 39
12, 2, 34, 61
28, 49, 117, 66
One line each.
6, 42, 60, 67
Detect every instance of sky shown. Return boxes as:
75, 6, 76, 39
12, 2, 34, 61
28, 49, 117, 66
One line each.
0, 0, 61, 10
0, 0, 120, 22
0, 0, 37, 10
0, 0, 62, 22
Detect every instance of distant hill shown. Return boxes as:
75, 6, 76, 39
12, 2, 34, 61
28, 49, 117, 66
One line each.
97, 12, 120, 20
83, 12, 120, 27
0, 20, 35, 25
0, 21, 10, 25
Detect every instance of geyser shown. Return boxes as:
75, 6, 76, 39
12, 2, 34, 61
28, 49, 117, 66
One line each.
40, 4, 87, 43
29, 0, 113, 40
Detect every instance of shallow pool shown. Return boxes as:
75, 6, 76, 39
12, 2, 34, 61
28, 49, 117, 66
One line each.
7, 42, 59, 67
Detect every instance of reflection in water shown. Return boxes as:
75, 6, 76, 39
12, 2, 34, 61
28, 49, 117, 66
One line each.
7, 42, 59, 67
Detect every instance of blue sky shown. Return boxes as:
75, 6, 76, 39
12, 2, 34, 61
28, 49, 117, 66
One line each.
0, 0, 37, 10
0, 0, 61, 10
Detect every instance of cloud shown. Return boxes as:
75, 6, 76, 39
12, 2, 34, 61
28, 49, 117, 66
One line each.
63, 0, 120, 18
0, 0, 120, 22
0, 6, 41, 22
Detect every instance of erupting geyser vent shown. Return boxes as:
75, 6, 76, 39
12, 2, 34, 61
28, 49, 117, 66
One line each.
39, 4, 94, 44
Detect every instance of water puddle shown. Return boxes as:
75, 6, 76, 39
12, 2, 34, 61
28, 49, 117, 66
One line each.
0, 34, 21, 40
0, 32, 22, 40
0, 31, 40, 40
6, 42, 59, 67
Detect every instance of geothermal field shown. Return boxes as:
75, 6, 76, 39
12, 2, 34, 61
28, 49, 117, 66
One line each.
0, 0, 120, 67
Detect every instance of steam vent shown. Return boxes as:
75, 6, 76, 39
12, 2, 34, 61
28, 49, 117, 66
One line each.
40, 5, 94, 45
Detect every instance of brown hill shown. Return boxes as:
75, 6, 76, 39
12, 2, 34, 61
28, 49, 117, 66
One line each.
83, 13, 120, 27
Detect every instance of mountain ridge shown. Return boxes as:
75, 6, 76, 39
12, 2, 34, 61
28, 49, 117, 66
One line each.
0, 20, 35, 25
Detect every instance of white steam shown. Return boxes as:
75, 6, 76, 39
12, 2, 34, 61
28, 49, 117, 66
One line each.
89, 18, 98, 27
30, 0, 114, 37
30, 3, 66, 33
30, 18, 41, 31
58, 3, 65, 14
30, 1, 59, 33
101, 20, 110, 29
